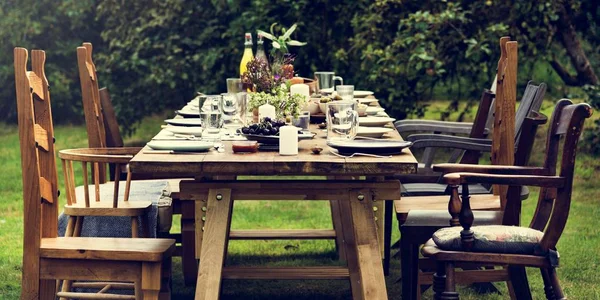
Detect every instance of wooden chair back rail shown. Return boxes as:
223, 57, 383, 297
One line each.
77, 43, 107, 184
491, 38, 517, 206
457, 90, 495, 165
99, 87, 124, 148
454, 100, 592, 252
15, 47, 60, 297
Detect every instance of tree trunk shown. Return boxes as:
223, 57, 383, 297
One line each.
552, 1, 599, 86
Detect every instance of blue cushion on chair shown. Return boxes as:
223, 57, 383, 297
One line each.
432, 225, 544, 255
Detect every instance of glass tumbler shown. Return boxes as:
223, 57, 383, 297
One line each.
336, 85, 355, 102
200, 94, 223, 139
326, 101, 359, 143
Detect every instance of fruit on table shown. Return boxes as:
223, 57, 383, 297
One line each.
289, 77, 304, 85
239, 117, 301, 136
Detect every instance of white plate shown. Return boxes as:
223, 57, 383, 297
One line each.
358, 98, 379, 105
176, 109, 200, 118
359, 117, 396, 127
366, 107, 385, 115
146, 140, 214, 152
356, 126, 394, 138
164, 118, 202, 127
321, 88, 374, 98
163, 125, 203, 136
353, 90, 374, 98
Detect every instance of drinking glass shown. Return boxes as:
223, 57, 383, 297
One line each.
225, 78, 247, 125
221, 93, 238, 126
326, 101, 359, 143
200, 95, 223, 139
292, 111, 311, 132
336, 85, 355, 102
314, 71, 344, 92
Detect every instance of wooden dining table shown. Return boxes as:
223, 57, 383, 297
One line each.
128, 109, 418, 299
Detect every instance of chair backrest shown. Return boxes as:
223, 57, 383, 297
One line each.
14, 47, 59, 296
530, 100, 592, 251
77, 43, 108, 183
99, 87, 124, 148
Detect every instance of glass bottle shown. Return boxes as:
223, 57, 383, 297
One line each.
255, 33, 268, 65
239, 33, 253, 77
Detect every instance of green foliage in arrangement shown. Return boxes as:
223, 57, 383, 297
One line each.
1, 0, 600, 145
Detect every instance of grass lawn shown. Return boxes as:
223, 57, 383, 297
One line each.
1, 100, 600, 299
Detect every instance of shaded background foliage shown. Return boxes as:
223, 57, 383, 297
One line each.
1, 0, 599, 147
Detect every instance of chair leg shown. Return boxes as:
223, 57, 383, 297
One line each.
131, 216, 139, 238
400, 235, 419, 300
442, 262, 459, 300
159, 256, 172, 300
383, 199, 393, 276
141, 262, 162, 300
548, 267, 566, 300
507, 265, 532, 300
432, 261, 446, 300
541, 268, 556, 300
60, 216, 83, 300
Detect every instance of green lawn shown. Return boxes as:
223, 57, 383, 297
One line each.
1, 102, 600, 299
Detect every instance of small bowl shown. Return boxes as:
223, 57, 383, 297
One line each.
302, 100, 320, 115
357, 104, 368, 116
318, 102, 329, 114
311, 146, 323, 154
232, 141, 259, 153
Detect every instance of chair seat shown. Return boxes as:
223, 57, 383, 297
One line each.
421, 239, 551, 268
401, 182, 491, 197
432, 225, 544, 255
395, 194, 501, 214
41, 237, 175, 262
64, 201, 152, 217
401, 210, 503, 243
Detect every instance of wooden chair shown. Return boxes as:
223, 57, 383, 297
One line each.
422, 100, 592, 299
15, 47, 175, 300
399, 111, 546, 299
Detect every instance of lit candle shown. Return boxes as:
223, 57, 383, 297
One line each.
258, 103, 276, 121
279, 125, 298, 155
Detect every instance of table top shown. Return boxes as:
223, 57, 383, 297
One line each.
129, 112, 417, 177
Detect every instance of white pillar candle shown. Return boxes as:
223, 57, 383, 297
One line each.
258, 103, 276, 121
279, 125, 298, 156
290, 83, 310, 100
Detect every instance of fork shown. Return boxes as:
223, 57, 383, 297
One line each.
329, 150, 392, 159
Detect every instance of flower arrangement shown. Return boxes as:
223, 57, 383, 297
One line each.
241, 23, 308, 119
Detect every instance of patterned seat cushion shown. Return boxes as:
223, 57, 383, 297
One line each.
432, 225, 544, 255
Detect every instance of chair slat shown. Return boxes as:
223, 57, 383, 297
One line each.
82, 162, 90, 207
94, 162, 100, 202
61, 159, 72, 206
68, 160, 76, 204
112, 163, 120, 208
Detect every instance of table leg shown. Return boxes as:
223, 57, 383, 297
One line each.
329, 200, 347, 262
181, 201, 197, 286
195, 188, 233, 300
339, 190, 388, 300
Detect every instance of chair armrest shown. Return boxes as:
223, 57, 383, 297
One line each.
58, 147, 141, 164
409, 138, 492, 152
396, 124, 475, 135
432, 164, 548, 176
407, 134, 492, 145
443, 172, 565, 188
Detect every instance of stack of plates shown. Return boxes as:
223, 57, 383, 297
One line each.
146, 140, 214, 152
164, 118, 202, 127
356, 126, 394, 138
358, 117, 396, 127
